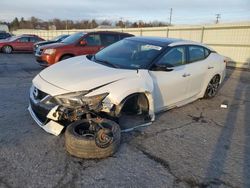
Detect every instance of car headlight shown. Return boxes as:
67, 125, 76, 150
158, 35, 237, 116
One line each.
44, 49, 56, 55
52, 91, 109, 108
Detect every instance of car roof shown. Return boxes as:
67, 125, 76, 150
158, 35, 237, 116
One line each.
20, 34, 39, 37
127, 36, 183, 47
126, 36, 213, 50
89, 31, 134, 36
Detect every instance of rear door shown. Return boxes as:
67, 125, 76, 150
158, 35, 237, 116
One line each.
28, 37, 40, 51
185, 45, 209, 98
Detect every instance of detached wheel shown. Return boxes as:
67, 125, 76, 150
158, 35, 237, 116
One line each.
65, 119, 121, 159
204, 75, 220, 98
2, 45, 12, 54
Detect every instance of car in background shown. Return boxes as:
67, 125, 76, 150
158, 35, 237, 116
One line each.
28, 37, 226, 136
33, 34, 69, 52
0, 31, 12, 40
35, 31, 134, 66
0, 34, 44, 53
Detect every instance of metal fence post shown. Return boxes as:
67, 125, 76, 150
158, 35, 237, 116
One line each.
200, 27, 205, 43
166, 28, 169, 38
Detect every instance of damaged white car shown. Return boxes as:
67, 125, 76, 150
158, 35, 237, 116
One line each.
28, 37, 226, 154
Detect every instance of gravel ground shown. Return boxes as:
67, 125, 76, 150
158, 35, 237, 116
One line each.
0, 53, 249, 188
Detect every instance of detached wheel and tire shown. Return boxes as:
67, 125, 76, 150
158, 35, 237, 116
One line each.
2, 46, 13, 54
65, 119, 121, 159
204, 75, 220, 98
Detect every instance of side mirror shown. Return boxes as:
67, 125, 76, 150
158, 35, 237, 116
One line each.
155, 64, 174, 72
80, 40, 87, 46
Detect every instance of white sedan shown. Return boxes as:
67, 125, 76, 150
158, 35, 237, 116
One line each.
28, 37, 226, 135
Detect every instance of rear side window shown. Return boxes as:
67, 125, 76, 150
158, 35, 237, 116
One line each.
101, 34, 119, 46
18, 37, 29, 42
188, 46, 208, 62
29, 37, 39, 42
85, 34, 101, 46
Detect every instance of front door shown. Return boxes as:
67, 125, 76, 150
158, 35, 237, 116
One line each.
149, 46, 190, 111
14, 37, 30, 51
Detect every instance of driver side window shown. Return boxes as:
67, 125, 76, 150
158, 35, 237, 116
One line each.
158, 46, 186, 67
85, 34, 101, 46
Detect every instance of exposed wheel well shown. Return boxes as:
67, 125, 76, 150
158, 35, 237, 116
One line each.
1, 45, 13, 52
117, 93, 149, 116
59, 54, 74, 61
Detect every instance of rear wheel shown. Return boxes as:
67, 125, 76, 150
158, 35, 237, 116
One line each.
2, 46, 12, 54
204, 75, 220, 98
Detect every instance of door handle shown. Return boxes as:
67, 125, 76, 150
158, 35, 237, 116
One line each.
182, 73, 191, 77
208, 66, 214, 69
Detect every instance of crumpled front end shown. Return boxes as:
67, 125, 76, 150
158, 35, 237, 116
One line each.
28, 81, 116, 136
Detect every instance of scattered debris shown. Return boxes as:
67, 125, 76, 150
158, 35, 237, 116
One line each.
221, 100, 229, 108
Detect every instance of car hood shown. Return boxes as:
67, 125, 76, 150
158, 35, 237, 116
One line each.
39, 55, 137, 93
0, 39, 9, 43
40, 42, 67, 49
35, 40, 56, 46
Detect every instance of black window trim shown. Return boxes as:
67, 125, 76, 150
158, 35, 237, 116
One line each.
187, 44, 211, 64
149, 45, 188, 70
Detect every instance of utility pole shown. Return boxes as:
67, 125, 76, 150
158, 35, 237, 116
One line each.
66, 20, 68, 30
169, 8, 173, 25
215, 14, 221, 24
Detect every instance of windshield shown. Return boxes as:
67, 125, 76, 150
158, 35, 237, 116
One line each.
93, 39, 164, 69
51, 35, 69, 41
61, 32, 85, 44
5, 36, 18, 41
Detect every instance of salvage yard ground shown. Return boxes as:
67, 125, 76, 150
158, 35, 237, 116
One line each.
0, 53, 250, 188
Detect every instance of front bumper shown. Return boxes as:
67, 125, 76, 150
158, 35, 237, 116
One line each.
28, 85, 64, 136
35, 53, 56, 66
28, 104, 64, 136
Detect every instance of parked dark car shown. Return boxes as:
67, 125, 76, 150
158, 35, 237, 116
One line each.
33, 34, 70, 52
35, 31, 134, 66
0, 32, 12, 40
0, 34, 44, 53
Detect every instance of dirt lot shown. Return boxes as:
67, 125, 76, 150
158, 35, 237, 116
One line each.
0, 53, 250, 188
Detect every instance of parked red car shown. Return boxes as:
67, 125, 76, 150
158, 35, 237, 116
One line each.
0, 34, 44, 53
35, 31, 133, 66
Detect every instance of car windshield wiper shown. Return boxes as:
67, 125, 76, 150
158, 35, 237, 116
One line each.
93, 55, 118, 68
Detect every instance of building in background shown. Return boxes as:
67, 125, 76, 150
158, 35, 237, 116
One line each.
0, 24, 9, 32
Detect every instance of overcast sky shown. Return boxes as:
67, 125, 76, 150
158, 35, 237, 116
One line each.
0, 0, 249, 24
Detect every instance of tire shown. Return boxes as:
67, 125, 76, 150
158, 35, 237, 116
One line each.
65, 119, 121, 159
204, 75, 220, 99
2, 45, 12, 54
60, 55, 73, 61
